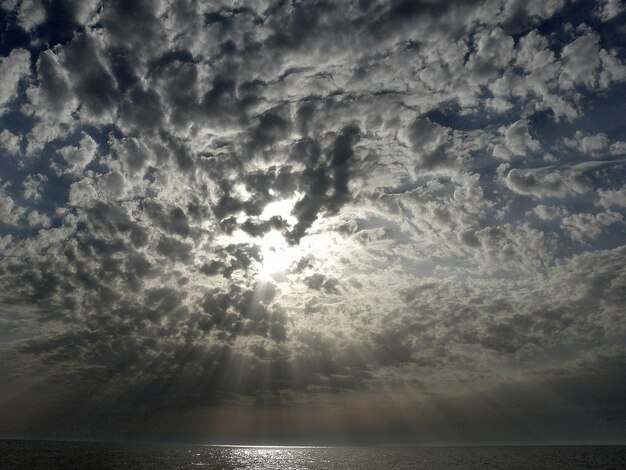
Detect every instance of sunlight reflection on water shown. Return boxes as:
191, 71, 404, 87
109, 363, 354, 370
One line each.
1, 441, 625, 470
185, 445, 626, 470
193, 446, 326, 469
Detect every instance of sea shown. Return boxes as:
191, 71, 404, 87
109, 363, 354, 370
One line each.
1, 440, 625, 469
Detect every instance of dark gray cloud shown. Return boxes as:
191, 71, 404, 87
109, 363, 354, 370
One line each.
0, 0, 625, 444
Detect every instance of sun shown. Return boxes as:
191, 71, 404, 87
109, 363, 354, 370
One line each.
215, 194, 332, 280
256, 227, 334, 280
257, 230, 301, 278
255, 195, 303, 278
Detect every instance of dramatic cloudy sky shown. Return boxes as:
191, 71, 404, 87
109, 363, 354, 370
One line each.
0, 0, 625, 444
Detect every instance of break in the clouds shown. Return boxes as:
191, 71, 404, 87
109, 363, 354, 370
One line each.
0, 0, 625, 444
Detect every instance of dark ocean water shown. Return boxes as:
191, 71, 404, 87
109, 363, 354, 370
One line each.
1, 440, 625, 469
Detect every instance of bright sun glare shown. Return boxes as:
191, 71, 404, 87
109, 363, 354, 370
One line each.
215, 194, 333, 279
216, 195, 304, 278
257, 195, 302, 277
257, 229, 300, 278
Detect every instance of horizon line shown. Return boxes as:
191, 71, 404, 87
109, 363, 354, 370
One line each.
1, 437, 625, 448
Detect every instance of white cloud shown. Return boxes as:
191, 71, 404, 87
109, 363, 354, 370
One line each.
493, 119, 541, 160
559, 30, 626, 90
598, 47, 626, 88
22, 173, 47, 200
563, 130, 610, 157
531, 204, 569, 220
26, 209, 51, 228
559, 32, 602, 89
68, 177, 98, 206
505, 168, 569, 198
598, 185, 626, 208
562, 210, 623, 242
16, 0, 46, 31
595, 0, 625, 21
0, 180, 25, 225
0, 48, 30, 112
57, 133, 98, 176
610, 141, 626, 155
0, 129, 21, 155
465, 27, 514, 84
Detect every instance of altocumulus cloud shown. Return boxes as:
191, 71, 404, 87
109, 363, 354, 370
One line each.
0, 0, 625, 444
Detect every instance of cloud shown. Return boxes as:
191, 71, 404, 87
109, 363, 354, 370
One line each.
595, 0, 626, 21
505, 167, 569, 198
287, 125, 362, 242
0, 129, 21, 155
16, 0, 46, 31
56, 133, 98, 175
22, 173, 47, 200
0, 0, 625, 443
60, 32, 120, 121
559, 29, 626, 90
465, 27, 514, 84
493, 119, 541, 160
561, 210, 623, 242
502, 159, 607, 199
26, 209, 50, 228
30, 49, 76, 117
598, 185, 626, 208
0, 48, 30, 112
559, 31, 603, 90
0, 182, 19, 224
531, 204, 568, 220
563, 130, 616, 158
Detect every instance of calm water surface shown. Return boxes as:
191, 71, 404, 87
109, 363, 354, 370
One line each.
1, 440, 625, 469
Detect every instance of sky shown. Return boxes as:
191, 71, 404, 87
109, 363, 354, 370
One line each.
0, 0, 625, 445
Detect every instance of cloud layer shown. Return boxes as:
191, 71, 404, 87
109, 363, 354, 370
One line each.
0, 0, 625, 443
